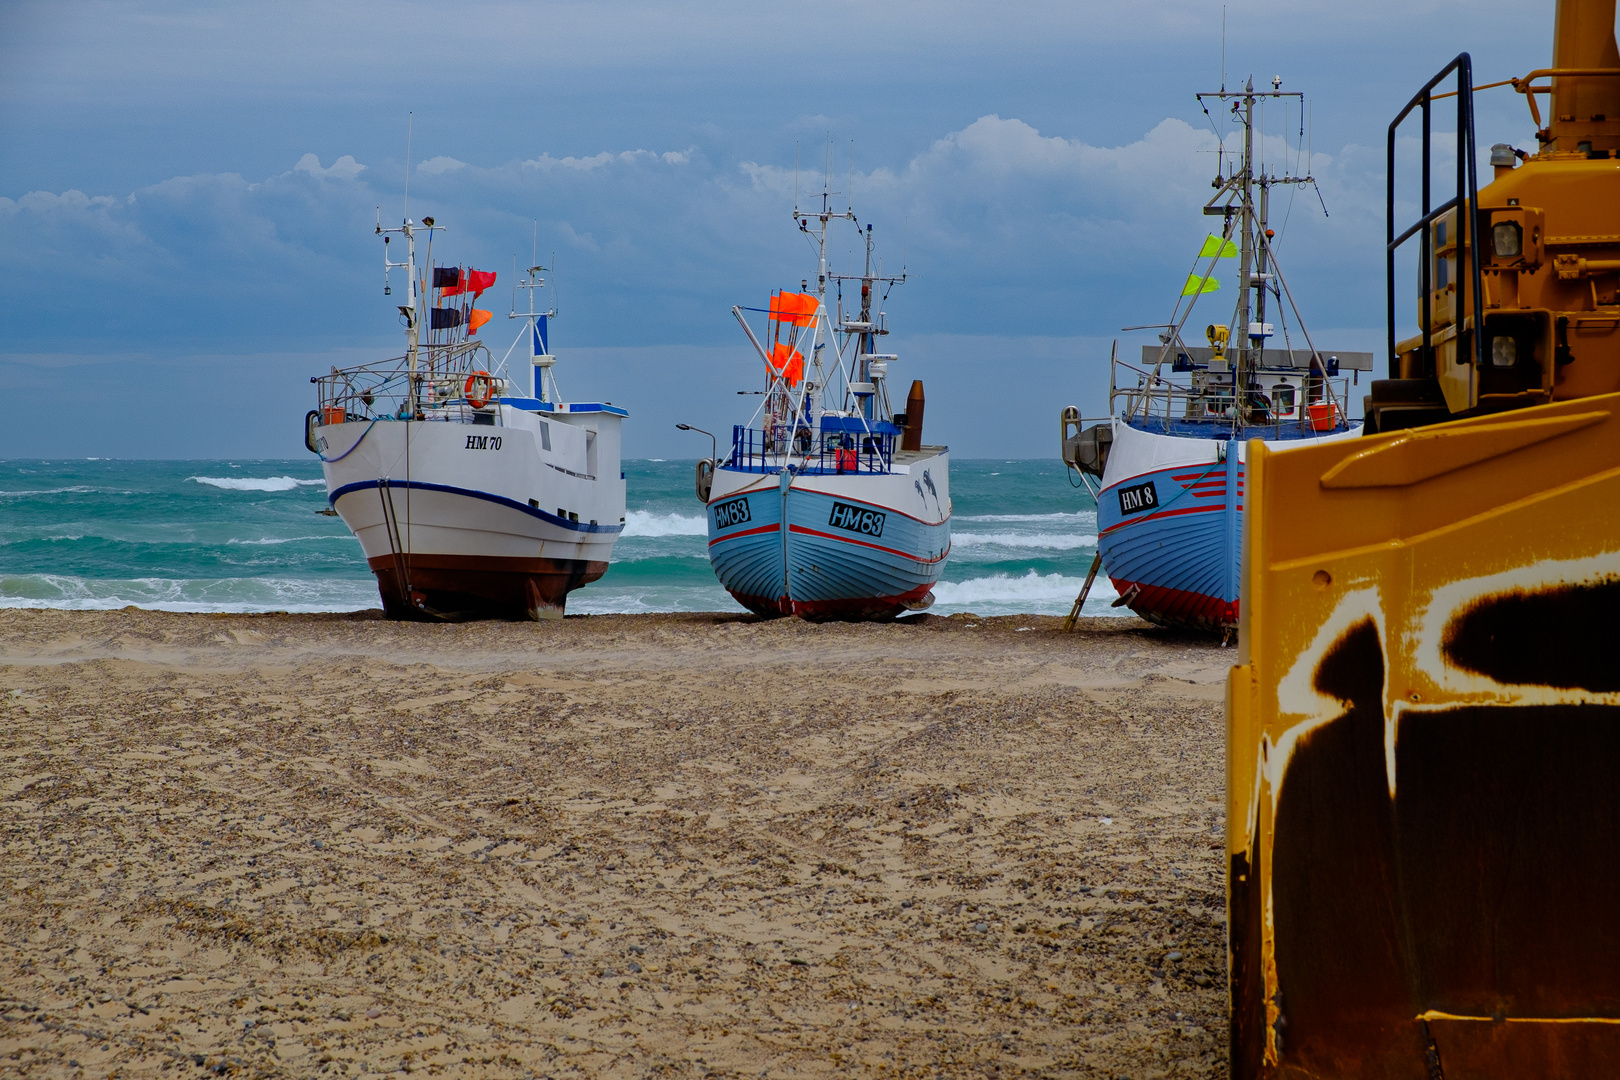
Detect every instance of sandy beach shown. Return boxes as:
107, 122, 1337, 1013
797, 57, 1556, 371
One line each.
0, 609, 1231, 1078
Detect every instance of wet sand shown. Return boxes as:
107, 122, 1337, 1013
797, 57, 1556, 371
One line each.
0, 608, 1231, 1078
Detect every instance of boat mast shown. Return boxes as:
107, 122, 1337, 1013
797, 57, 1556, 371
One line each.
1198, 77, 1312, 431
794, 176, 854, 420
406, 223, 419, 407
513, 263, 556, 402
830, 223, 904, 424
1236, 79, 1255, 433
378, 212, 423, 417
859, 227, 876, 419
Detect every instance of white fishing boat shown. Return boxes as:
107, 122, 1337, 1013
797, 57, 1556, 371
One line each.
305, 214, 626, 620
682, 192, 951, 620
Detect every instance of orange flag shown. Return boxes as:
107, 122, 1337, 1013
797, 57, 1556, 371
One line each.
768, 341, 804, 387
468, 309, 493, 334
769, 291, 819, 328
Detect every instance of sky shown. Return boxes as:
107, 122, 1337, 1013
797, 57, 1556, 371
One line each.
0, 0, 1565, 458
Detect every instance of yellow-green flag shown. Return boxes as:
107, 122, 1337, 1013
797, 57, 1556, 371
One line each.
1199, 234, 1239, 258
1182, 273, 1222, 296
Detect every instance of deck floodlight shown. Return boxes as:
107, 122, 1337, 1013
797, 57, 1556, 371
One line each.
1493, 221, 1523, 259
1492, 335, 1518, 367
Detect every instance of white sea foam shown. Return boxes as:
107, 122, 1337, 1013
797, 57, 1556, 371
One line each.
187, 476, 325, 492
951, 531, 1097, 551
0, 573, 380, 613
226, 535, 354, 546
621, 510, 707, 537
958, 511, 1096, 524
929, 570, 1124, 617
568, 585, 746, 615
0, 486, 105, 498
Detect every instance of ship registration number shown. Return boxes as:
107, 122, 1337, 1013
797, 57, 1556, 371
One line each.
713, 496, 752, 529
1117, 481, 1158, 516
828, 501, 886, 537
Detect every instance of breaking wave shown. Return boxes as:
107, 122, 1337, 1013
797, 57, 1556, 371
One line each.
187, 476, 326, 492
928, 570, 1122, 617
622, 510, 707, 537
951, 531, 1097, 551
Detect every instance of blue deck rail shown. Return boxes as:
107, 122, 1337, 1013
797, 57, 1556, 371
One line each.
728, 419, 899, 474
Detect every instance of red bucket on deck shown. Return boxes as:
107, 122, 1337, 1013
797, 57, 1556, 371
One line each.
1308, 402, 1339, 432
322, 407, 346, 426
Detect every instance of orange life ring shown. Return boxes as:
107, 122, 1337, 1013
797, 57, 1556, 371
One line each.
464, 370, 496, 409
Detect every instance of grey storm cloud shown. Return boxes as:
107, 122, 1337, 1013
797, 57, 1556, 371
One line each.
0, 0, 1563, 455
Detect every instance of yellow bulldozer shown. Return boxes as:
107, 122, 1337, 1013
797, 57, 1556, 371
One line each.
1229, 1, 1620, 1075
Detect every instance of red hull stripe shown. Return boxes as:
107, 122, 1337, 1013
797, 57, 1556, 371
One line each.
1099, 501, 1229, 538
708, 522, 779, 547
1171, 468, 1244, 482
788, 525, 952, 564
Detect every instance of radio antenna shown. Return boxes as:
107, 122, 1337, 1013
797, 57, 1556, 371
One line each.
402, 112, 413, 220
848, 140, 855, 216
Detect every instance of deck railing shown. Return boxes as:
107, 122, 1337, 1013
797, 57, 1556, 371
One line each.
1113, 366, 1356, 435
311, 343, 504, 425
728, 425, 896, 474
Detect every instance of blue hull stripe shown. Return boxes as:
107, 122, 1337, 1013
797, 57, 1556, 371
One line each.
330, 479, 623, 535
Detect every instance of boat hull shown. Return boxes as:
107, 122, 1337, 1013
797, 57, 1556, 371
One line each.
365, 552, 607, 621
1096, 424, 1243, 633
706, 452, 951, 621
1095, 421, 1362, 633
318, 411, 625, 620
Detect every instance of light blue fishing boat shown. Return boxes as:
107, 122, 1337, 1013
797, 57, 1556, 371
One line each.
681, 190, 951, 620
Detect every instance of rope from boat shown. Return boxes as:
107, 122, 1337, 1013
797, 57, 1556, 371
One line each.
316, 418, 381, 463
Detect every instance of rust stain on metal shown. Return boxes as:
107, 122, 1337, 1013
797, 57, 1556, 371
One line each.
1241, 609, 1620, 1077
1441, 577, 1620, 691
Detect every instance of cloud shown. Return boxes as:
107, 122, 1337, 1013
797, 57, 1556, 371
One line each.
519, 149, 693, 173
293, 153, 366, 180
0, 117, 1392, 354
415, 156, 466, 176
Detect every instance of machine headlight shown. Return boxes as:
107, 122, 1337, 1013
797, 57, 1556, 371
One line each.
1493, 221, 1523, 259
1491, 335, 1518, 367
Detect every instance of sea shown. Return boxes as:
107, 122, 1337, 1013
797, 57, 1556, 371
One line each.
0, 459, 1122, 618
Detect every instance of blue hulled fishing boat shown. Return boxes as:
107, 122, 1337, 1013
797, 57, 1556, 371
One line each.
682, 190, 951, 620
1061, 77, 1366, 637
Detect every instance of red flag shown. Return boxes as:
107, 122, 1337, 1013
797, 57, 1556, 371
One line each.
438, 268, 497, 297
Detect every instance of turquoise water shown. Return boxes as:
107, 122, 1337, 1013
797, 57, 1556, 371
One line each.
0, 459, 1121, 617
